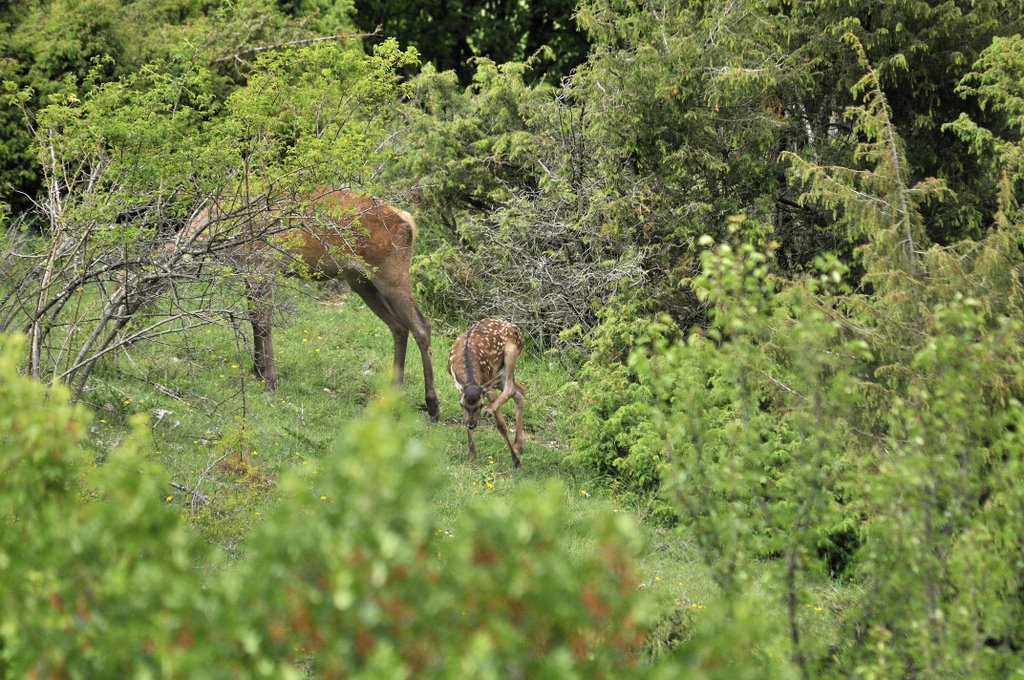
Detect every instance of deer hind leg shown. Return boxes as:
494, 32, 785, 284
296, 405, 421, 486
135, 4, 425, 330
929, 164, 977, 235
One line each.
383, 288, 440, 423
485, 346, 522, 416
491, 400, 522, 468
346, 277, 408, 385
246, 277, 278, 392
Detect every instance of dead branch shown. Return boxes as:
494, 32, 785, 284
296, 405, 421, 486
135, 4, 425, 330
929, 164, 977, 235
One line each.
169, 480, 210, 506
210, 28, 381, 66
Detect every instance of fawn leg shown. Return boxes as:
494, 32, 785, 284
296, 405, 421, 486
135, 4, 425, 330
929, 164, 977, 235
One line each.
511, 382, 525, 456
492, 402, 522, 468
466, 426, 478, 461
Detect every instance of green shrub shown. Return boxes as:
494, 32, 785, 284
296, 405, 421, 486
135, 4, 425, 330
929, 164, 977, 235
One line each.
221, 393, 662, 677
568, 289, 678, 520
0, 334, 225, 677
571, 39, 1024, 676
836, 302, 1024, 677
0, 334, 676, 677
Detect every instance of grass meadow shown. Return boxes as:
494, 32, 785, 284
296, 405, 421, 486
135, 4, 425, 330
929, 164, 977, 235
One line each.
76, 278, 838, 655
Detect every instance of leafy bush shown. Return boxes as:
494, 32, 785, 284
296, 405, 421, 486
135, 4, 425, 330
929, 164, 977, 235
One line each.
0, 334, 226, 676
397, 59, 647, 343
0, 0, 359, 211
571, 38, 1024, 676
0, 333, 677, 677
838, 302, 1024, 677
229, 402, 659, 676
568, 289, 678, 520
1, 36, 417, 399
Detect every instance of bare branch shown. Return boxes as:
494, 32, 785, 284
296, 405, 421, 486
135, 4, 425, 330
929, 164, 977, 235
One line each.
209, 28, 381, 66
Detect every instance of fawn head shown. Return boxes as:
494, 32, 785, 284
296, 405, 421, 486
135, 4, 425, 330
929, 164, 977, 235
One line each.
460, 383, 484, 429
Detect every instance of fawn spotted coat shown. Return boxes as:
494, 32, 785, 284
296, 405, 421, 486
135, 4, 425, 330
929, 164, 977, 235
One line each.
448, 318, 525, 467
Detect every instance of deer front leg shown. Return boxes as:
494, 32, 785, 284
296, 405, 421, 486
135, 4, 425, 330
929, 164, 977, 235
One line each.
466, 426, 478, 461
491, 402, 522, 468
390, 327, 409, 386
246, 278, 277, 393
409, 309, 439, 422
512, 381, 525, 456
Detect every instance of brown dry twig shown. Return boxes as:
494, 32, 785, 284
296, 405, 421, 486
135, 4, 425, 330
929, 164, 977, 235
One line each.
210, 28, 381, 66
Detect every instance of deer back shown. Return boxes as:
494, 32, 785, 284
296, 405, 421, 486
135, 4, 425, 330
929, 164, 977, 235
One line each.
289, 190, 416, 281
181, 189, 417, 282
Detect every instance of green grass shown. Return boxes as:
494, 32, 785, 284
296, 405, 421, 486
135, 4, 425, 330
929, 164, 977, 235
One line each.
79, 280, 840, 657
78, 281, 605, 536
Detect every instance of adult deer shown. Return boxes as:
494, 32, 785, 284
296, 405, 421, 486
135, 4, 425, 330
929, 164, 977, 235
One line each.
183, 188, 440, 421
447, 317, 525, 467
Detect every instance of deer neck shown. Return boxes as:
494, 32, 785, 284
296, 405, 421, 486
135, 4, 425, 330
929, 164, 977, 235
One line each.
462, 322, 479, 389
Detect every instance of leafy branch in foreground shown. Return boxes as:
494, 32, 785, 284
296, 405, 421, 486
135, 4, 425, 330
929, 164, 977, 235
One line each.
0, 335, 681, 677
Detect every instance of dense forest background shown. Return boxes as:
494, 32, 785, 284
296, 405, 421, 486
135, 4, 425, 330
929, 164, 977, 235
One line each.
3, 0, 1024, 677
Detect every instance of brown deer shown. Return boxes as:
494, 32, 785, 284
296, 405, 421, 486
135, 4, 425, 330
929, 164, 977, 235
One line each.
181, 188, 440, 421
447, 317, 525, 467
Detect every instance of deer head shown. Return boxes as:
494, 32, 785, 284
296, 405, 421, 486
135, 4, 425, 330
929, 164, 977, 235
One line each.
460, 383, 485, 430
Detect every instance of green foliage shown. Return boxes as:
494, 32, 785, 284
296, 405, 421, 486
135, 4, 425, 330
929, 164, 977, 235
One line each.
182, 422, 275, 553
353, 0, 588, 85
579, 228, 1024, 675
397, 58, 646, 341
785, 35, 951, 286
8, 1, 1024, 676
0, 335, 224, 677
841, 303, 1024, 677
660, 594, 802, 680
398, 59, 555, 228
0, 334, 86, 519
277, 0, 355, 35
231, 398, 659, 676
0, 0, 360, 211
3, 35, 418, 396
211, 37, 416, 194
574, 234, 859, 674
0, 333, 677, 677
575, 1, 800, 245
0, 0, 200, 207
572, 39, 1024, 675
568, 290, 678, 519
946, 34, 1024, 226
791, 0, 1023, 241
393, 0, 1024, 337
